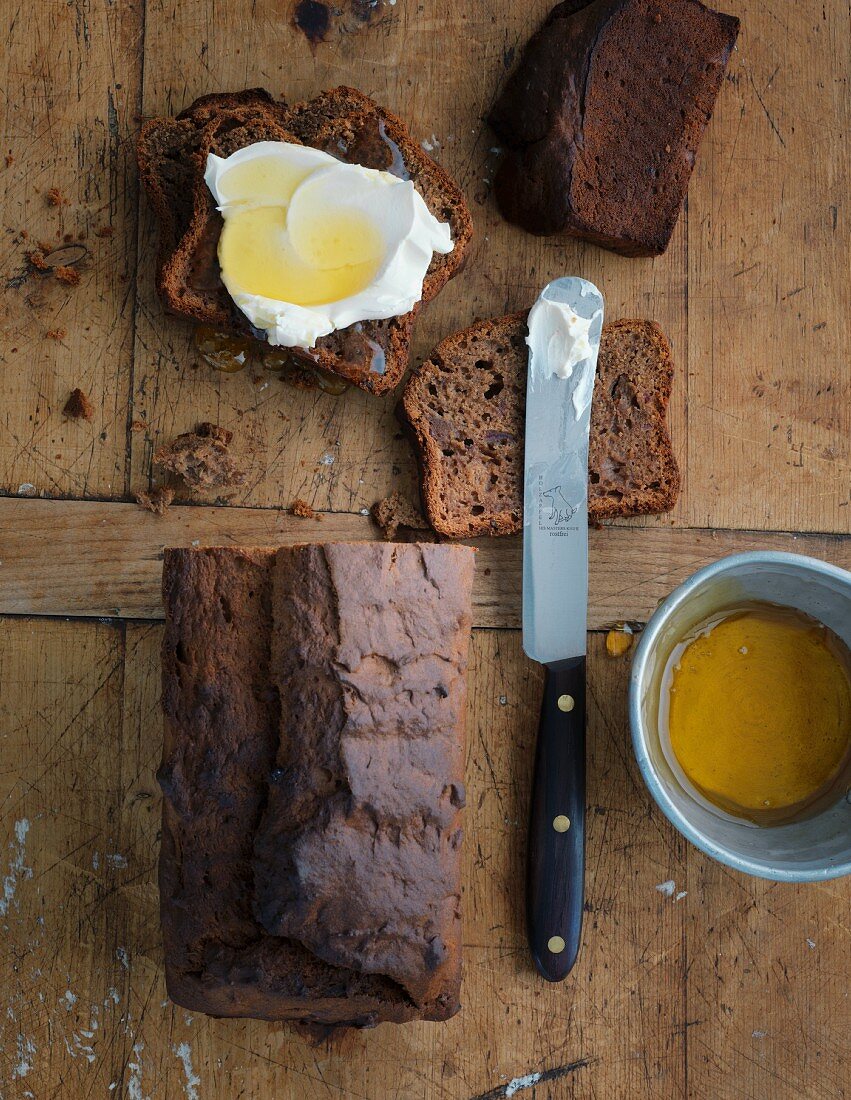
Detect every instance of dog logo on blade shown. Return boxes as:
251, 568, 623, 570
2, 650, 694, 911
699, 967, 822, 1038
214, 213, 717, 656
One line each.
542, 485, 576, 526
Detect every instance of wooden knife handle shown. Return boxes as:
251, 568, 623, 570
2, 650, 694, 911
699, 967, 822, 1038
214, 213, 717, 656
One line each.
526, 656, 586, 982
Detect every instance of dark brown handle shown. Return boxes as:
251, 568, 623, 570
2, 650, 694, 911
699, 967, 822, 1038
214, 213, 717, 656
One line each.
526, 656, 586, 982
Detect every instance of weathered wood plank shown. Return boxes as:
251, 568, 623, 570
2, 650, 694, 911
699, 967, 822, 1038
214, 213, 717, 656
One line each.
2, 497, 850, 625
684, 860, 851, 1100
2, 622, 846, 1099
685, 1, 851, 533
0, 0, 143, 499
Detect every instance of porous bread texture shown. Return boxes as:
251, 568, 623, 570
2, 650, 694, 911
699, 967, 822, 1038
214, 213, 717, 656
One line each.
137, 87, 473, 394
489, 0, 740, 256
159, 543, 474, 1025
400, 315, 680, 538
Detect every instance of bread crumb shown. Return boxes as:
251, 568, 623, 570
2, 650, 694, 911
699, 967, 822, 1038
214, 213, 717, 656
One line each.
46, 187, 66, 206
95, 226, 115, 238
289, 498, 322, 521
5, 153, 13, 167
371, 492, 430, 541
130, 419, 149, 433
27, 249, 49, 271
46, 328, 67, 340
63, 388, 94, 420
55, 266, 81, 286
135, 486, 175, 515
154, 422, 245, 491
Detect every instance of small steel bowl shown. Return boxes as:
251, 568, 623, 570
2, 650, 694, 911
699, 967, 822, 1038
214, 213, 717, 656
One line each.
629, 551, 851, 882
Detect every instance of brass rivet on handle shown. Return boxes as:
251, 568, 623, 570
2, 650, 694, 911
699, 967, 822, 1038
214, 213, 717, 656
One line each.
547, 936, 566, 954
557, 694, 575, 712
553, 815, 571, 833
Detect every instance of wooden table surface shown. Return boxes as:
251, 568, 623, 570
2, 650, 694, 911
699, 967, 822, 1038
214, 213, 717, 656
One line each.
1, 1, 849, 1097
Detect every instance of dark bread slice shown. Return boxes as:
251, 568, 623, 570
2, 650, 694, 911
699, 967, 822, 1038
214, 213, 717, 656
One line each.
400, 315, 680, 538
137, 92, 286, 292
137, 88, 472, 394
160, 543, 474, 1025
488, 0, 740, 256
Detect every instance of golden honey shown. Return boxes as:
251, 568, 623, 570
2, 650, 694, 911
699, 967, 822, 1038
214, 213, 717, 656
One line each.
216, 155, 384, 306
193, 327, 350, 395
662, 603, 851, 824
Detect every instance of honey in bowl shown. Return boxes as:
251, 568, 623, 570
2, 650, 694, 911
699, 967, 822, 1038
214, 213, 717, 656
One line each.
661, 603, 851, 825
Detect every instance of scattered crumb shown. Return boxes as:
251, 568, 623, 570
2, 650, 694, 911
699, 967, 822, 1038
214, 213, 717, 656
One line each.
605, 627, 634, 658
5, 153, 13, 167
371, 491, 430, 541
46, 328, 67, 340
95, 226, 115, 238
154, 422, 245, 491
46, 187, 66, 206
26, 249, 49, 271
135, 487, 175, 516
289, 498, 322, 521
63, 388, 94, 420
19, 229, 28, 239
54, 266, 81, 286
130, 419, 149, 433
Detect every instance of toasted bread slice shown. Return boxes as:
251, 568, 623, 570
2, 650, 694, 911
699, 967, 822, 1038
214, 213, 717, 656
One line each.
137, 88, 472, 394
400, 315, 680, 537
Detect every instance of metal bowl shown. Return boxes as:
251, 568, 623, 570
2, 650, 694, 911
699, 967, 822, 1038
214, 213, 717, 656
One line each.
629, 551, 851, 882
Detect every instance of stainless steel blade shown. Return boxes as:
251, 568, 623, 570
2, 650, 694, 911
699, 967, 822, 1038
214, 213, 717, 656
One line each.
522, 277, 604, 665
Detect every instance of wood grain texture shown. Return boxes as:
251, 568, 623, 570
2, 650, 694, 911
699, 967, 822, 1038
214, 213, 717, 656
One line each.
1, 0, 849, 1097
3, 623, 846, 1100
0, 0, 143, 499
2, 496, 851, 625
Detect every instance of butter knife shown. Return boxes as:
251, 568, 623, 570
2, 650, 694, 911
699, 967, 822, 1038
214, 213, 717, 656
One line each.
522, 276, 603, 981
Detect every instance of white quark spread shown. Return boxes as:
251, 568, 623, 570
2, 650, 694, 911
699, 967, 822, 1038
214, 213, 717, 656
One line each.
204, 141, 454, 349
525, 286, 603, 415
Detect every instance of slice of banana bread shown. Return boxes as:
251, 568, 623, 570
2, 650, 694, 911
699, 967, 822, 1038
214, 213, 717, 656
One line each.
400, 315, 680, 538
138, 88, 473, 394
160, 542, 475, 1025
488, 0, 740, 256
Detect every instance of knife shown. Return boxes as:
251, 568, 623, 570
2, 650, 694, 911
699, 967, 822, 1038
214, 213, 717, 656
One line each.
522, 276, 603, 982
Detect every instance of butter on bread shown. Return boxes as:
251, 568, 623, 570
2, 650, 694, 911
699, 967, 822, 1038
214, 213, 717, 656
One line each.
400, 315, 680, 538
488, 0, 739, 256
137, 88, 473, 394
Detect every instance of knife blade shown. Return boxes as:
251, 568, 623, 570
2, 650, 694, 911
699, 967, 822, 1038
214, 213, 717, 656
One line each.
522, 276, 604, 982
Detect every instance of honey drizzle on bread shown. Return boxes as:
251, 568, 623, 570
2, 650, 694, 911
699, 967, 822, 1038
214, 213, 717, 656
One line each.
137, 88, 473, 394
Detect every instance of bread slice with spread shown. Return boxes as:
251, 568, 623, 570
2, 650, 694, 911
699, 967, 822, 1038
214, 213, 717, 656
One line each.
138, 88, 473, 395
400, 315, 680, 537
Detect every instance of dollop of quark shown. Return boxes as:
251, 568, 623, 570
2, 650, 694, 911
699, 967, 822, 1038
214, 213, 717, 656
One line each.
525, 289, 602, 415
205, 141, 454, 349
